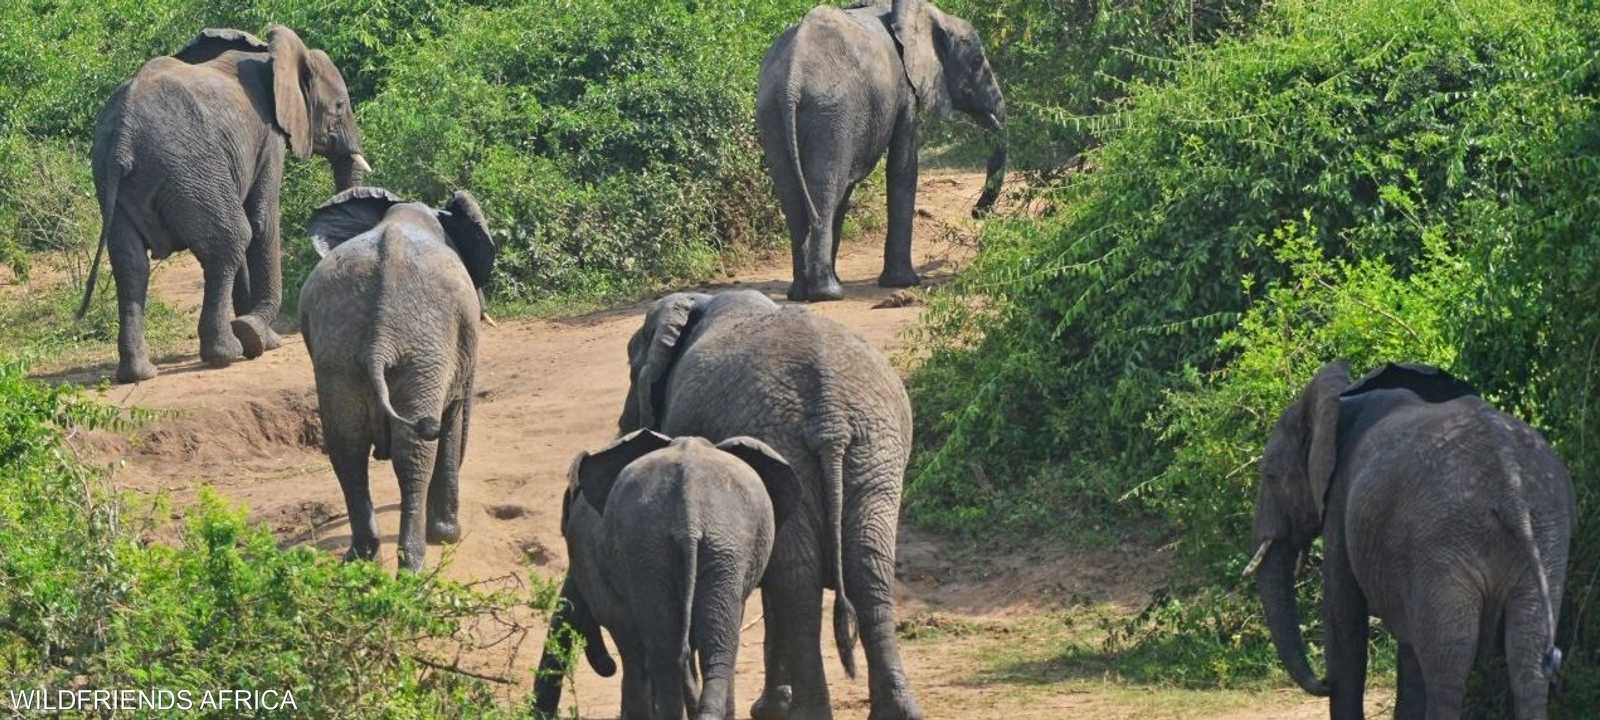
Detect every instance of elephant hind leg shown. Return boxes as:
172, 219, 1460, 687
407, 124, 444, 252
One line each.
1395, 642, 1427, 719
234, 155, 285, 357
690, 560, 746, 720
1411, 588, 1483, 720
390, 426, 440, 572
318, 382, 378, 561
1505, 574, 1562, 720
843, 479, 922, 720
106, 214, 157, 384
425, 398, 465, 544
177, 204, 250, 367
754, 523, 831, 720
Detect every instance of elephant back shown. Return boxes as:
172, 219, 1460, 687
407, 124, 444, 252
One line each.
659, 306, 912, 475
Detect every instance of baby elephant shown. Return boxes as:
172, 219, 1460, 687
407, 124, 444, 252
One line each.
299, 187, 496, 571
535, 430, 802, 720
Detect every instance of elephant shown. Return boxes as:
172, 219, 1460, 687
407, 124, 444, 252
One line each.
756, 0, 1006, 302
297, 187, 496, 571
1246, 361, 1575, 719
533, 430, 804, 720
573, 289, 922, 720
79, 27, 370, 383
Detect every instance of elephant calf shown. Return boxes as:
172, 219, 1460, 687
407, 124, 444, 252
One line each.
299, 187, 496, 571
534, 430, 802, 720
1249, 362, 1575, 719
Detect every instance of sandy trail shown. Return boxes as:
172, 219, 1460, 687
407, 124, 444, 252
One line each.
61, 169, 1381, 718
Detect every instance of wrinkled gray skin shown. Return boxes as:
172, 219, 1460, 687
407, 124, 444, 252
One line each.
536, 431, 803, 720
81, 27, 369, 383
756, 0, 1006, 302
1251, 362, 1575, 719
598, 290, 920, 720
298, 187, 497, 571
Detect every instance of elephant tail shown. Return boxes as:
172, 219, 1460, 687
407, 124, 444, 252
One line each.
366, 355, 442, 441
76, 157, 122, 320
823, 443, 859, 678
679, 538, 702, 716
1496, 452, 1562, 680
781, 80, 820, 229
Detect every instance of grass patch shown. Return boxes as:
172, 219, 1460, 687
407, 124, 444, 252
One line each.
0, 258, 188, 376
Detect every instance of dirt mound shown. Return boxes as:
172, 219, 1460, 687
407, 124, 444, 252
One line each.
91, 389, 322, 464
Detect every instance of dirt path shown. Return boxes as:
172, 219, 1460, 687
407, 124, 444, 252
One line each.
67, 170, 1383, 718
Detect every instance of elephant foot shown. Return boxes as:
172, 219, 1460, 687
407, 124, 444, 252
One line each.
343, 541, 378, 562
230, 316, 273, 359
788, 278, 844, 303
750, 686, 794, 720
426, 520, 461, 545
200, 334, 244, 368
877, 269, 921, 288
115, 356, 158, 385
868, 690, 925, 720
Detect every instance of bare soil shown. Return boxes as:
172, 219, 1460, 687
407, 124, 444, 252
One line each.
58, 169, 1388, 718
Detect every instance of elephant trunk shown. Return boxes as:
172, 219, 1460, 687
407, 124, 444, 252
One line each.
330, 153, 370, 192
1255, 539, 1331, 697
972, 105, 1006, 218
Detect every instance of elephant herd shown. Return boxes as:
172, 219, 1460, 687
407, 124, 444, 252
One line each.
70, 1, 1576, 719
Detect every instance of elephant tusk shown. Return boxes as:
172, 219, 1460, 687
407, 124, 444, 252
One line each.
1241, 539, 1273, 578
480, 311, 498, 328
350, 153, 372, 174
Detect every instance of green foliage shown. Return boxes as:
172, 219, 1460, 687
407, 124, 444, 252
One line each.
934, 0, 1265, 169
909, 0, 1600, 705
0, 358, 569, 716
354, 0, 806, 304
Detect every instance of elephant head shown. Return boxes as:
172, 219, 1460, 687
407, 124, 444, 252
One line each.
265, 26, 370, 190
619, 291, 782, 432
1246, 360, 1351, 697
620, 293, 709, 432
570, 430, 802, 533
307, 187, 498, 290
888, 0, 1007, 214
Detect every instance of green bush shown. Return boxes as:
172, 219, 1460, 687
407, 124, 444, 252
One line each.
354, 0, 808, 305
0, 357, 573, 717
908, 0, 1600, 704
932, 0, 1265, 169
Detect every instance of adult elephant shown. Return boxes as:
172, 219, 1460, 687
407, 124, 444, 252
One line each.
1246, 361, 1575, 719
78, 27, 370, 383
756, 0, 1006, 302
543, 290, 921, 720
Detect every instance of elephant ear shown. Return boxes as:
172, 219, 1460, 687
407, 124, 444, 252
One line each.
436, 190, 498, 289
1342, 362, 1479, 404
889, 0, 950, 115
632, 293, 708, 429
173, 28, 267, 65
268, 25, 312, 160
1302, 361, 1352, 519
717, 437, 805, 534
571, 429, 674, 514
307, 187, 403, 256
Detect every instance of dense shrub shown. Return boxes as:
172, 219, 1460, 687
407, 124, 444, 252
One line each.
354, 0, 807, 304
932, 0, 1264, 169
0, 358, 569, 717
908, 0, 1600, 704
